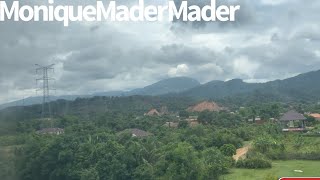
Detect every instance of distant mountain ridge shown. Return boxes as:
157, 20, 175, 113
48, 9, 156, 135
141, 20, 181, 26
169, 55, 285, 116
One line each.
127, 77, 200, 96
180, 70, 320, 102
1, 70, 320, 110
0, 77, 200, 110
0, 95, 91, 110
94, 77, 200, 96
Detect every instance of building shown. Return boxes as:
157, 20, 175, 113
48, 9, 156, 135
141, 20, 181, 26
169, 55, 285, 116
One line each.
254, 117, 266, 125
185, 116, 199, 127
247, 117, 266, 124
189, 120, 200, 127
164, 122, 179, 128
280, 110, 306, 132
36, 128, 64, 135
124, 128, 153, 138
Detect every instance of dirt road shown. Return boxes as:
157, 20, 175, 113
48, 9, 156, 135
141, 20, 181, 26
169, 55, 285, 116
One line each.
233, 144, 250, 161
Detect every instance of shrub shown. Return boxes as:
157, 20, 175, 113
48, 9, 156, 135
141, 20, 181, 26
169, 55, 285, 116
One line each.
220, 144, 236, 157
178, 120, 189, 128
236, 157, 272, 169
286, 152, 320, 160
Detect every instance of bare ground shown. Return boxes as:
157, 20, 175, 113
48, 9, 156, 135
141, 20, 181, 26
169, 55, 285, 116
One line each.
233, 144, 251, 161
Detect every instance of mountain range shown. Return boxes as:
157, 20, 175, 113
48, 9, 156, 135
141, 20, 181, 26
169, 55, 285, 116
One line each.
181, 70, 320, 102
0, 77, 200, 110
1, 70, 320, 109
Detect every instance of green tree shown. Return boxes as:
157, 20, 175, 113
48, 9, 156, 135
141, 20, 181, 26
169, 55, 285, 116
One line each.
201, 148, 233, 179
155, 142, 201, 180
179, 110, 189, 118
220, 144, 236, 157
178, 120, 189, 128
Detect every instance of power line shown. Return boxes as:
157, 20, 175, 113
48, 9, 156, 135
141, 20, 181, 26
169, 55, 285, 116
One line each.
35, 64, 55, 119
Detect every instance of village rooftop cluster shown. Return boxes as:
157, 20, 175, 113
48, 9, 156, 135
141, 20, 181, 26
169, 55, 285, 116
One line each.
0, 0, 240, 26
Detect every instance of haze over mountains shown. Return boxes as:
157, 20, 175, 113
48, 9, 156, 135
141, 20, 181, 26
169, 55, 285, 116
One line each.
1, 70, 320, 109
0, 77, 200, 109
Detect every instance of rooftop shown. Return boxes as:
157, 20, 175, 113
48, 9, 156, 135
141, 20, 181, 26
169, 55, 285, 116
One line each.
36, 128, 64, 134
126, 128, 153, 137
280, 110, 306, 121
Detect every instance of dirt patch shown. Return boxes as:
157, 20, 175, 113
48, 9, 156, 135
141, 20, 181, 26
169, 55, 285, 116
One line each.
145, 109, 160, 116
187, 101, 224, 112
233, 144, 251, 161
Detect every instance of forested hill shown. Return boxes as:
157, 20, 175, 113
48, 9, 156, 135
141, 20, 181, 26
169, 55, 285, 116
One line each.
1, 70, 320, 114
126, 77, 200, 96
0, 96, 196, 123
179, 70, 320, 102
96, 77, 200, 96
0, 77, 200, 110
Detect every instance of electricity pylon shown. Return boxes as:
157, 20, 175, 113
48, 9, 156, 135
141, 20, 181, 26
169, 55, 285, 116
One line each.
35, 64, 55, 118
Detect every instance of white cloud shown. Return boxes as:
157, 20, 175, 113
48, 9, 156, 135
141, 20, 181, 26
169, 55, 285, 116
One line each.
168, 64, 189, 77
233, 56, 260, 78
260, 0, 288, 5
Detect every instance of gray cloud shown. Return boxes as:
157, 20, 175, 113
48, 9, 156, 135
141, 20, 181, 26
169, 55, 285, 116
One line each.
0, 0, 320, 103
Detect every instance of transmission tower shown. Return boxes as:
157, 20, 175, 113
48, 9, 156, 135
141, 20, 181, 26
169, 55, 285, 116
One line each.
35, 64, 55, 119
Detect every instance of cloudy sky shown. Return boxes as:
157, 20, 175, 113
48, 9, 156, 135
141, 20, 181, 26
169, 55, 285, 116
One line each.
0, 0, 320, 104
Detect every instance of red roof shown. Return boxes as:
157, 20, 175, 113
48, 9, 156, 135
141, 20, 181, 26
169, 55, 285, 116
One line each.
310, 113, 320, 118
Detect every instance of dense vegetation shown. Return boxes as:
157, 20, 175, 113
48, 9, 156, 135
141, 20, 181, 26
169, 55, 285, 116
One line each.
0, 95, 320, 180
181, 70, 320, 103
2, 69, 320, 111
7, 117, 242, 180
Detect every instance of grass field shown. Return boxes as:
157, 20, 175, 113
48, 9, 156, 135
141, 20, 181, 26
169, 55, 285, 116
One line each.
221, 160, 320, 180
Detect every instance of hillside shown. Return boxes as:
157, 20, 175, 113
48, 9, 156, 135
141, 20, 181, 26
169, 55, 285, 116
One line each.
1, 70, 320, 110
180, 70, 320, 102
0, 95, 90, 110
95, 77, 200, 97
187, 101, 224, 112
180, 79, 259, 99
127, 77, 200, 96
0, 77, 200, 110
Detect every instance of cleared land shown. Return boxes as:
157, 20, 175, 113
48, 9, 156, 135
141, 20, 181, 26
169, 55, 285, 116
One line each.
233, 143, 251, 161
222, 160, 320, 180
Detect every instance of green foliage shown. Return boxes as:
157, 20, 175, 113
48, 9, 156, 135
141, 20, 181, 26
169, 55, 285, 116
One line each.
197, 111, 242, 127
178, 120, 189, 128
236, 157, 272, 169
220, 144, 236, 156
179, 110, 189, 118
201, 148, 233, 179
1, 95, 319, 180
80, 168, 100, 180
11, 116, 242, 180
182, 70, 320, 104
253, 136, 277, 154
305, 116, 317, 126
210, 129, 243, 148
0, 135, 26, 146
155, 142, 201, 180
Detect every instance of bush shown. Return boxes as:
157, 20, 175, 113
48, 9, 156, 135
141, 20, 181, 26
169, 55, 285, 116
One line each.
178, 120, 189, 128
220, 144, 236, 157
285, 152, 320, 160
236, 157, 272, 169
